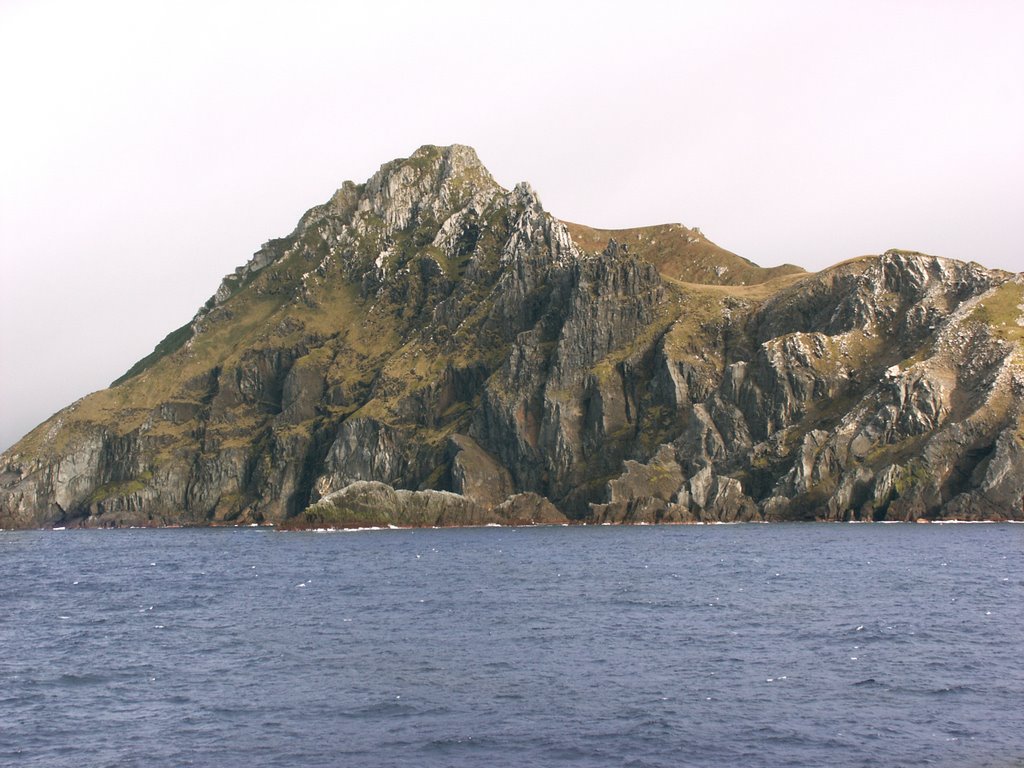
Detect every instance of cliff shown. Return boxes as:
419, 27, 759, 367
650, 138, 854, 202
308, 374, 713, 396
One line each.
2, 145, 1022, 528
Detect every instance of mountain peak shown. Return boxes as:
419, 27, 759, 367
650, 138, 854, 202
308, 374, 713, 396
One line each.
372, 143, 497, 195
3, 146, 1023, 530
359, 144, 501, 234
411, 143, 487, 176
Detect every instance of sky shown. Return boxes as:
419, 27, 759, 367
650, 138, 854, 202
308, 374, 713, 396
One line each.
1, 0, 1022, 452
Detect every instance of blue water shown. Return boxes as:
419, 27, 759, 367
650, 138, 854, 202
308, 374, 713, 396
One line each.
1, 524, 1022, 767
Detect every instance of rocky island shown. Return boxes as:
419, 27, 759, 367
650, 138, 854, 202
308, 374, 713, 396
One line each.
2, 145, 1023, 529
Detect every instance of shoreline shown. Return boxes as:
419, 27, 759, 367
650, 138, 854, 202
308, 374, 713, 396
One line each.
8, 518, 1024, 532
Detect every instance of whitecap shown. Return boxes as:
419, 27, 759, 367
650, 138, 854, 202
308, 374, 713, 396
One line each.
932, 519, 997, 524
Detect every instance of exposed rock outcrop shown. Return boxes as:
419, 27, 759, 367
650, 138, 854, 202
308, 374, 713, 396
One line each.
284, 481, 568, 529
2, 145, 1023, 528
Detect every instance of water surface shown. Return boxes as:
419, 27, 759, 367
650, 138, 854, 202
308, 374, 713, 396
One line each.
1, 524, 1021, 767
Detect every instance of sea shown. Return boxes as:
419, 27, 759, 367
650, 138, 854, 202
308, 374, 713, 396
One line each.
1, 523, 1021, 768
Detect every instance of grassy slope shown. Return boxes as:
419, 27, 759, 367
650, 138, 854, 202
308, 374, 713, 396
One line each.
11, 239, 399, 456
563, 221, 804, 286
970, 281, 1024, 345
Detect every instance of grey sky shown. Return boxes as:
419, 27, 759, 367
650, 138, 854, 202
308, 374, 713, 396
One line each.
1, 0, 1022, 452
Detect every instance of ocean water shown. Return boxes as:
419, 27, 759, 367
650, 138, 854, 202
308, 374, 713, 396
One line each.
1, 524, 1022, 768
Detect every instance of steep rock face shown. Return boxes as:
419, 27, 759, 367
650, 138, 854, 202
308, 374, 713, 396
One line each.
591, 444, 687, 523
448, 434, 515, 508
613, 258, 1024, 523
2, 145, 1023, 528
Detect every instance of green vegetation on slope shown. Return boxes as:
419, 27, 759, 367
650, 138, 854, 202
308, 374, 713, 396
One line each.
563, 221, 804, 286
970, 282, 1024, 343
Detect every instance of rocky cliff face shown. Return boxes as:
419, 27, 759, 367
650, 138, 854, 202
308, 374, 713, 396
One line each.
2, 145, 1023, 528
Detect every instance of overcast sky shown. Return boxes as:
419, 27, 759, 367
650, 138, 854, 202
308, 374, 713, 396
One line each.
1, 0, 1022, 452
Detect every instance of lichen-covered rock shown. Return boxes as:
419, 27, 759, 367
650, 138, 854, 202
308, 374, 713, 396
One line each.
590, 445, 688, 524
492, 493, 568, 526
447, 434, 514, 508
284, 481, 567, 529
286, 481, 484, 529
